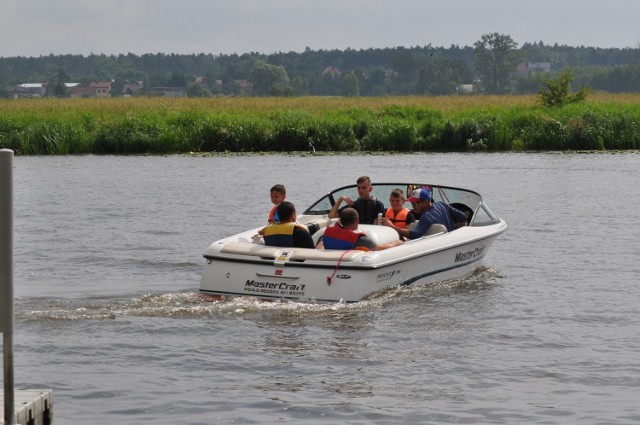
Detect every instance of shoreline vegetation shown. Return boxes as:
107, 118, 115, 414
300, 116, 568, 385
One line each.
1, 94, 639, 155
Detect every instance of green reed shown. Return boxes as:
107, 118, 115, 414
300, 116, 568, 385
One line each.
1, 96, 639, 155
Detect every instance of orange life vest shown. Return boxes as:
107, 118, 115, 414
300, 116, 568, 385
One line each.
268, 204, 280, 223
385, 207, 411, 229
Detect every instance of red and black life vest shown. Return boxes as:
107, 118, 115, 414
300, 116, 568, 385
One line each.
323, 223, 368, 251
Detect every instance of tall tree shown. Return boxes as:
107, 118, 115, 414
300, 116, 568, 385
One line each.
474, 33, 521, 93
361, 67, 386, 96
249, 60, 289, 96
390, 50, 418, 82
48, 67, 71, 97
341, 72, 360, 96
168, 71, 189, 88
290, 75, 309, 96
415, 60, 458, 95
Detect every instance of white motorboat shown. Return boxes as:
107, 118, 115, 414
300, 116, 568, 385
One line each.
200, 183, 508, 303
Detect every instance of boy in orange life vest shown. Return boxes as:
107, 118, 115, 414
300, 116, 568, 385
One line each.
381, 188, 415, 232
258, 184, 286, 236
268, 184, 286, 224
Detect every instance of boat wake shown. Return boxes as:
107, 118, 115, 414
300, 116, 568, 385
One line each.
363, 265, 504, 301
16, 267, 504, 321
16, 291, 365, 321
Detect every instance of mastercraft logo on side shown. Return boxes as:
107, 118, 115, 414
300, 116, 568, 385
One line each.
454, 246, 485, 263
376, 269, 401, 282
243, 280, 307, 296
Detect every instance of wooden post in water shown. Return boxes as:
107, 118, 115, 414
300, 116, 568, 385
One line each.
0, 149, 15, 425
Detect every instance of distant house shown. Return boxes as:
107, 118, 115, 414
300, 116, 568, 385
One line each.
6, 81, 113, 98
4, 83, 46, 98
69, 81, 112, 98
122, 81, 144, 97
457, 84, 475, 94
69, 84, 93, 98
234, 80, 253, 89
194, 75, 208, 89
322, 66, 341, 78
529, 62, 551, 73
385, 69, 399, 80
91, 82, 112, 98
517, 62, 551, 76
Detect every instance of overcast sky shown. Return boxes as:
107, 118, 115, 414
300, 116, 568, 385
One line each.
1, 0, 638, 58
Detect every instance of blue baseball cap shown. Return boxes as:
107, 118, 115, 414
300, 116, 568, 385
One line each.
407, 188, 431, 203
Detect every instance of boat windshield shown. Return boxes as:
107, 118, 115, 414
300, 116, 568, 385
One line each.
304, 183, 484, 216
304, 183, 501, 226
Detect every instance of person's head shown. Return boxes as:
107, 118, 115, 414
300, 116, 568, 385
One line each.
270, 184, 286, 205
339, 207, 359, 229
356, 176, 373, 199
407, 188, 432, 213
389, 188, 406, 212
276, 201, 296, 223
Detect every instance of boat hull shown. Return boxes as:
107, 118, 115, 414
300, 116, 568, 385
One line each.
200, 220, 507, 303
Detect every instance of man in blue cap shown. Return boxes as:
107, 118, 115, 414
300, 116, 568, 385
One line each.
381, 187, 468, 239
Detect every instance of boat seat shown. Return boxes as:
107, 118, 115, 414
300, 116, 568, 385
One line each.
299, 217, 335, 236
359, 224, 401, 245
425, 223, 447, 236
312, 227, 326, 246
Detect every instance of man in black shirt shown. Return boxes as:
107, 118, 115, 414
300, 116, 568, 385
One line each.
328, 176, 385, 224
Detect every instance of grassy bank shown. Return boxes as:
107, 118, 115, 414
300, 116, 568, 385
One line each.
1, 94, 640, 154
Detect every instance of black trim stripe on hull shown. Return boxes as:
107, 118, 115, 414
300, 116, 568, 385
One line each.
400, 254, 483, 286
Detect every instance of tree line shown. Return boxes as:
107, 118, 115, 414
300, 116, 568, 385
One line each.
2, 33, 639, 98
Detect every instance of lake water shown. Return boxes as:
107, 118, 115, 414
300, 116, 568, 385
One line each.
7, 152, 640, 424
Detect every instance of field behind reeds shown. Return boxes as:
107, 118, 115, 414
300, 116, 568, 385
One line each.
1, 94, 640, 154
